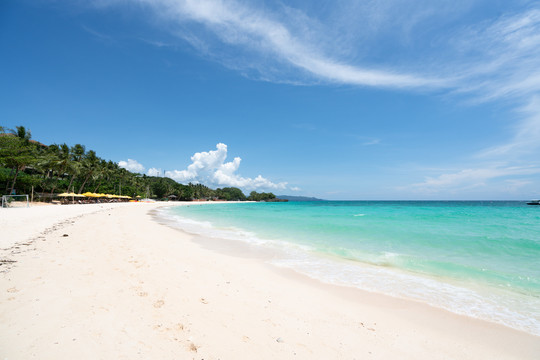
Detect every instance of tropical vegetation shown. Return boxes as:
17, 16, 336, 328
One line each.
0, 125, 282, 202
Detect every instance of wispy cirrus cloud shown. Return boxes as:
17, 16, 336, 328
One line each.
90, 1, 540, 98
95, 0, 447, 88
408, 165, 540, 195
449, 8, 540, 102
476, 96, 540, 159
86, 0, 539, 105
81, 24, 114, 42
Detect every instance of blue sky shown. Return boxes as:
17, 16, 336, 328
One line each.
1, 0, 540, 200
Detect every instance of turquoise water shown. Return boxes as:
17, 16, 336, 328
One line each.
160, 201, 540, 335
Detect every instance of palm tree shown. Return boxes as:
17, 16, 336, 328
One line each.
91, 159, 109, 193
1, 132, 36, 195
77, 150, 99, 194
33, 147, 57, 196
9, 126, 32, 143
1, 126, 35, 194
49, 143, 71, 196
66, 144, 85, 192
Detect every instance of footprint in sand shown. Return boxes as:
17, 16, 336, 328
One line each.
7, 287, 18, 293
153, 299, 165, 308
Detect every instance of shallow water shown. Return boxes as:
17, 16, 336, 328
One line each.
159, 201, 540, 335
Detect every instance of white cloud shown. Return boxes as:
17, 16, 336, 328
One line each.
147, 167, 162, 176
450, 9, 540, 102
117, 146, 288, 191
165, 143, 287, 190
407, 165, 540, 195
476, 96, 540, 159
81, 24, 114, 42
98, 0, 445, 89
362, 138, 381, 146
118, 158, 145, 173
92, 1, 540, 98
408, 95, 540, 197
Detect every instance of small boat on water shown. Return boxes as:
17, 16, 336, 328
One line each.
526, 200, 540, 205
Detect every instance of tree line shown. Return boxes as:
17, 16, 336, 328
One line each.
0, 125, 283, 202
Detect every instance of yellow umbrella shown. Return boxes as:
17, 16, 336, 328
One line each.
82, 192, 99, 198
58, 192, 86, 197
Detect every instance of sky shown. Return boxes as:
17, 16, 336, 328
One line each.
1, 0, 540, 200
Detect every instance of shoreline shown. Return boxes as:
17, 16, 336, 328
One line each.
1, 203, 539, 359
155, 203, 540, 337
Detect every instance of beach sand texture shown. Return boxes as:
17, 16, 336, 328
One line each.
1, 203, 539, 359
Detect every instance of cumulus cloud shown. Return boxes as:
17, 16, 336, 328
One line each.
165, 143, 287, 190
117, 145, 289, 191
118, 158, 145, 173
147, 167, 162, 177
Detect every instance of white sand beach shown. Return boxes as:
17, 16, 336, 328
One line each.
1, 203, 539, 359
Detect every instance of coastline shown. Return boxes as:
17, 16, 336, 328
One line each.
1, 203, 539, 359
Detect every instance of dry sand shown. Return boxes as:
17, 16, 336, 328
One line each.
1, 202, 539, 359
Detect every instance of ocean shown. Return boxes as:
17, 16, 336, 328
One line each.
158, 201, 540, 336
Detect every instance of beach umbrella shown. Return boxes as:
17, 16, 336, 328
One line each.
69, 193, 86, 198
82, 192, 99, 198
58, 192, 86, 197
